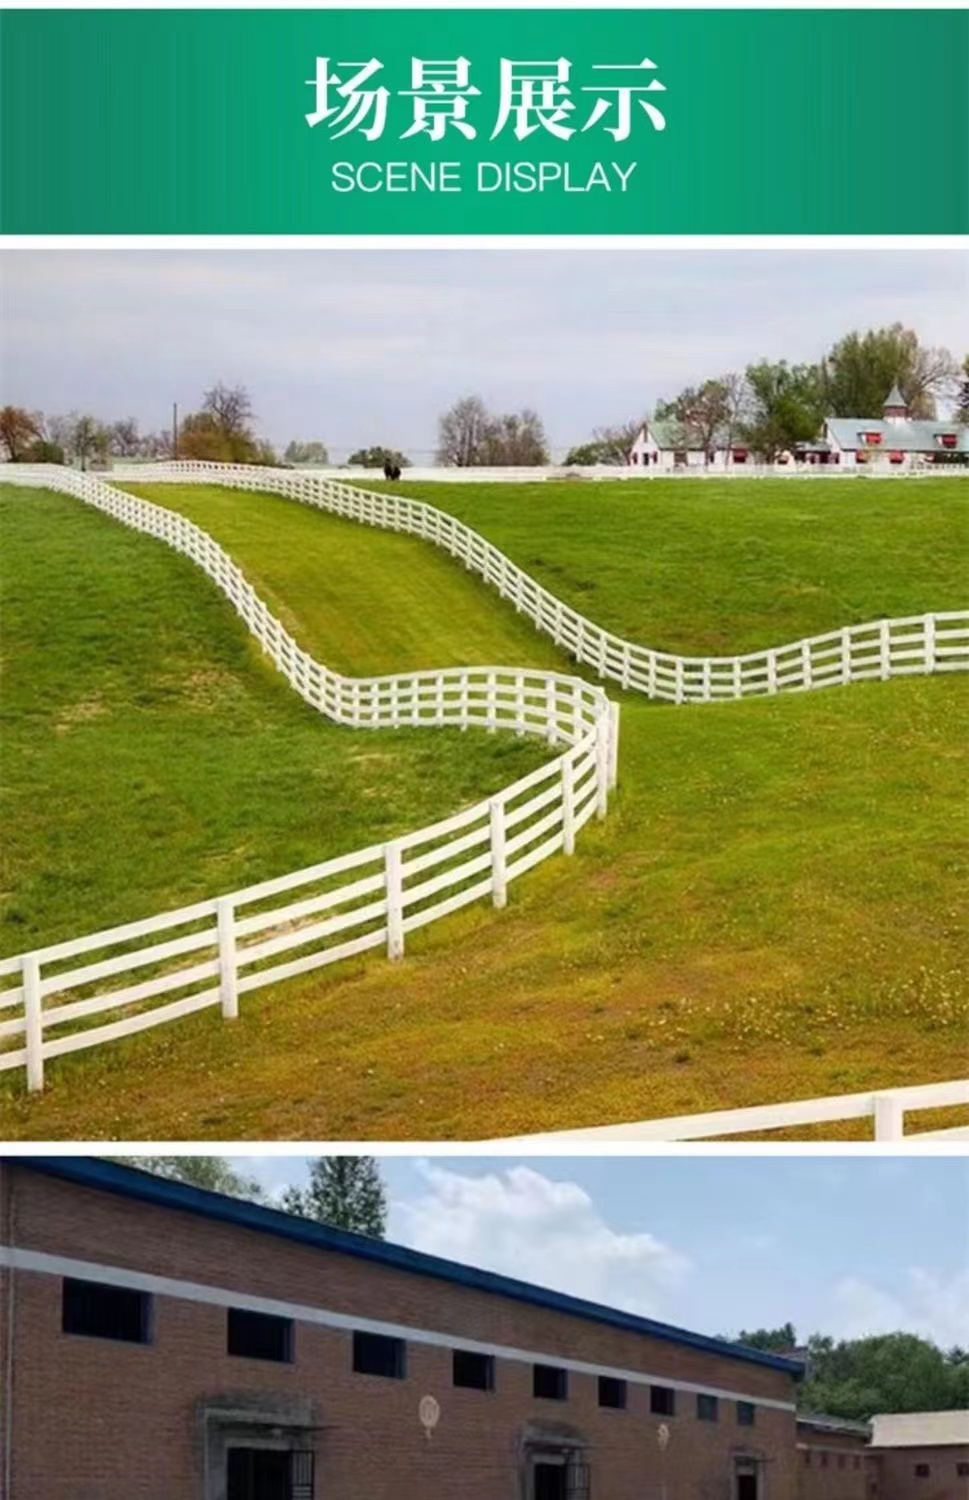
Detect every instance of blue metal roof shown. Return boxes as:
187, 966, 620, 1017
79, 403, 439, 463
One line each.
19, 1157, 803, 1379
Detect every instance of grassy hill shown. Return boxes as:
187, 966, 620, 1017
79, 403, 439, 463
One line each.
0, 484, 551, 956
368, 476, 969, 654
0, 476, 965, 1140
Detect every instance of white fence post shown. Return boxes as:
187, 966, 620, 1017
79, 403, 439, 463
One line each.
22, 953, 44, 1093
879, 619, 891, 681
924, 613, 936, 673
385, 842, 405, 959
766, 650, 778, 695
562, 754, 576, 855
217, 897, 238, 1020
595, 714, 609, 820
490, 797, 507, 909
608, 700, 620, 790
841, 627, 853, 684
873, 1092, 905, 1140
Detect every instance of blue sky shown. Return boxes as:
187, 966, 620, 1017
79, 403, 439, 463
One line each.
233, 1154, 969, 1347
3, 248, 966, 461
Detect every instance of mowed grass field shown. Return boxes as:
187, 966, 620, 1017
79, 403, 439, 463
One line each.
0, 477, 966, 1140
369, 476, 968, 654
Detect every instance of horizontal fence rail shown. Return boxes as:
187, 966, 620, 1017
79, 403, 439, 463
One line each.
3, 467, 618, 1092
106, 461, 969, 704
5, 464, 967, 1126
490, 1080, 969, 1144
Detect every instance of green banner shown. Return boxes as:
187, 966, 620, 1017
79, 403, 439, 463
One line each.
2, 9, 967, 233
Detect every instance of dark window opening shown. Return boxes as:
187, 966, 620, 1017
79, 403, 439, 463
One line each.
914, 1465, 930, 1479
62, 1278, 151, 1344
697, 1393, 719, 1422
957, 1463, 969, 1478
452, 1349, 495, 1391
650, 1385, 676, 1416
533, 1363, 568, 1401
736, 1476, 758, 1500
598, 1375, 627, 1409
227, 1307, 293, 1364
737, 1402, 756, 1426
352, 1330, 406, 1379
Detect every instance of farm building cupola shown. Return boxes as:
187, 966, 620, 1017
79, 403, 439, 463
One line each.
882, 382, 909, 421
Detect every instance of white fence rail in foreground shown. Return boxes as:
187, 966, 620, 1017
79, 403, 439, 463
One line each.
2, 468, 617, 1092
491, 1079, 969, 1144
4, 464, 967, 1120
110, 462, 969, 703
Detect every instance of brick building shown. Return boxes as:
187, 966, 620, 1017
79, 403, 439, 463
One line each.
796, 1414, 875, 1500
868, 1412, 969, 1500
0, 1158, 805, 1500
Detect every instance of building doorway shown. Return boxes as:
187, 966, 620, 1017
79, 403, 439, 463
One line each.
533, 1459, 568, 1500
735, 1461, 759, 1500
226, 1447, 315, 1500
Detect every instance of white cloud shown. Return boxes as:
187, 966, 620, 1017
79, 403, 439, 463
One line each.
390, 1162, 691, 1318
832, 1266, 969, 1347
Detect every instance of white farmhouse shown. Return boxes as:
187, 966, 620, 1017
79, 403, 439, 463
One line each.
627, 419, 745, 472
797, 385, 968, 470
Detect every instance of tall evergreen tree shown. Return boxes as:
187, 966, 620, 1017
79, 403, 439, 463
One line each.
282, 1156, 388, 1238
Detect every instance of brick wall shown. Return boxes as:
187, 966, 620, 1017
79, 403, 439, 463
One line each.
874, 1444, 969, 1500
797, 1426, 873, 1500
0, 1164, 801, 1500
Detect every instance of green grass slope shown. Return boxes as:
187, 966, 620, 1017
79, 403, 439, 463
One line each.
0, 485, 551, 956
369, 476, 969, 654
0, 478, 965, 1141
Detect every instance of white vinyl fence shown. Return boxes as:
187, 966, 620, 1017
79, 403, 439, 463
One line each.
492, 1079, 969, 1144
110, 462, 969, 703
2, 468, 616, 1092
3, 464, 967, 1119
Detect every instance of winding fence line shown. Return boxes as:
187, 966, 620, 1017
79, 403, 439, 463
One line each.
2, 463, 967, 1114
112, 460, 969, 704
492, 1079, 969, 1144
2, 467, 616, 1091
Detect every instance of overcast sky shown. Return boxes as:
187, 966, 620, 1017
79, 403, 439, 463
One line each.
229, 1154, 968, 1348
3, 248, 966, 461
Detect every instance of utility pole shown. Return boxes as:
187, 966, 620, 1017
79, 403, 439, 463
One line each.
172, 401, 179, 460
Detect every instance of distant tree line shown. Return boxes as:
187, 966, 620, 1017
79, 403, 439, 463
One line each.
4, 328, 965, 471
730, 1323, 969, 1422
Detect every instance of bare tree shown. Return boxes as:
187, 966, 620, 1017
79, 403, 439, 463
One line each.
109, 417, 142, 458
480, 408, 549, 465
436, 394, 491, 466
202, 382, 255, 438
0, 406, 41, 462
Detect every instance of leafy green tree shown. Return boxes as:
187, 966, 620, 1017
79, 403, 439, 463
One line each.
281, 1156, 387, 1238
113, 1155, 265, 1202
347, 445, 410, 470
822, 325, 958, 420
740, 360, 826, 459
800, 1333, 962, 1420
735, 1323, 798, 1353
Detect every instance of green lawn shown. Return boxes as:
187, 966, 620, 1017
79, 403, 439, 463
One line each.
366, 477, 969, 654
0, 477, 965, 1141
0, 485, 550, 957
